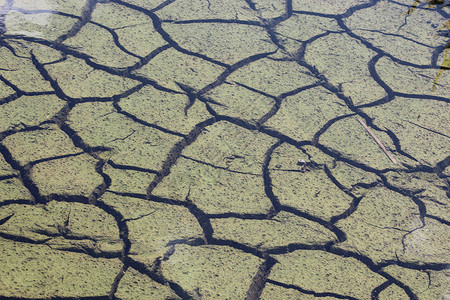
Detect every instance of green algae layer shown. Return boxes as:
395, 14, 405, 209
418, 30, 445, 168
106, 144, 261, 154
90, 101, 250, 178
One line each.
0, 0, 449, 299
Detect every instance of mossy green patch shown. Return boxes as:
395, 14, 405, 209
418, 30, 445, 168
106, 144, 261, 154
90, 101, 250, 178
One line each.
3, 124, 80, 166
265, 86, 353, 141
161, 244, 263, 299
7, 40, 65, 64
116, 267, 181, 300
30, 154, 103, 197
0, 154, 16, 177
252, 0, 287, 19
270, 156, 353, 220
383, 265, 450, 299
211, 211, 337, 249
100, 193, 159, 220
0, 178, 32, 202
0, 94, 65, 132
320, 117, 405, 169
327, 160, 380, 197
0, 201, 122, 254
104, 165, 156, 195
228, 57, 317, 95
119, 85, 211, 135
204, 81, 275, 121
304, 33, 387, 106
0, 48, 53, 92
153, 157, 272, 214
162, 22, 277, 65
276, 14, 340, 55
268, 144, 365, 219
378, 284, 409, 300
400, 217, 450, 264
260, 283, 318, 300
45, 55, 139, 98
363, 96, 450, 165
270, 249, 386, 299
385, 170, 449, 220
345, 0, 448, 65
336, 187, 422, 263
93, 2, 167, 58
115, 27, 168, 59
63, 23, 139, 68
92, 1, 152, 28
0, 237, 121, 298
182, 121, 276, 174
69, 102, 180, 171
0, 80, 15, 98
125, 200, 204, 267
292, 0, 371, 14
269, 143, 335, 169
100, 193, 204, 264
377, 56, 449, 97
156, 0, 258, 21
133, 48, 226, 92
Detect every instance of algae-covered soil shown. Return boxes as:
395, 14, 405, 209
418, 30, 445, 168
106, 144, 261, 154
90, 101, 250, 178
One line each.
0, 0, 449, 299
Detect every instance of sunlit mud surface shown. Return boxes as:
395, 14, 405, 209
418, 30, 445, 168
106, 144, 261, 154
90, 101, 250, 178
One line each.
0, 0, 449, 299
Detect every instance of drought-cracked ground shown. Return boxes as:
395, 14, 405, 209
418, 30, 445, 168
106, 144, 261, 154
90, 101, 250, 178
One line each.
0, 0, 449, 299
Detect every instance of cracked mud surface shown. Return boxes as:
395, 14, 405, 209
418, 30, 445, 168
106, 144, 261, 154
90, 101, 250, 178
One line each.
0, 0, 449, 299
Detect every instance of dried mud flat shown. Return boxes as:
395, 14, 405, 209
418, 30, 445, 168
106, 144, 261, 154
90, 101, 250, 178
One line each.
0, 0, 449, 299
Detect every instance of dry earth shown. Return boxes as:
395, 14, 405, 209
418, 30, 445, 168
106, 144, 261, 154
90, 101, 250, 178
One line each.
0, 0, 449, 299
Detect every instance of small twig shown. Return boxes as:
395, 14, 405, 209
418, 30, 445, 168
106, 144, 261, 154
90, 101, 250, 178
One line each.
357, 118, 397, 164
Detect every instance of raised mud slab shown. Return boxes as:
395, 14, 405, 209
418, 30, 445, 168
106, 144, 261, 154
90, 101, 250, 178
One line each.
0, 0, 449, 299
